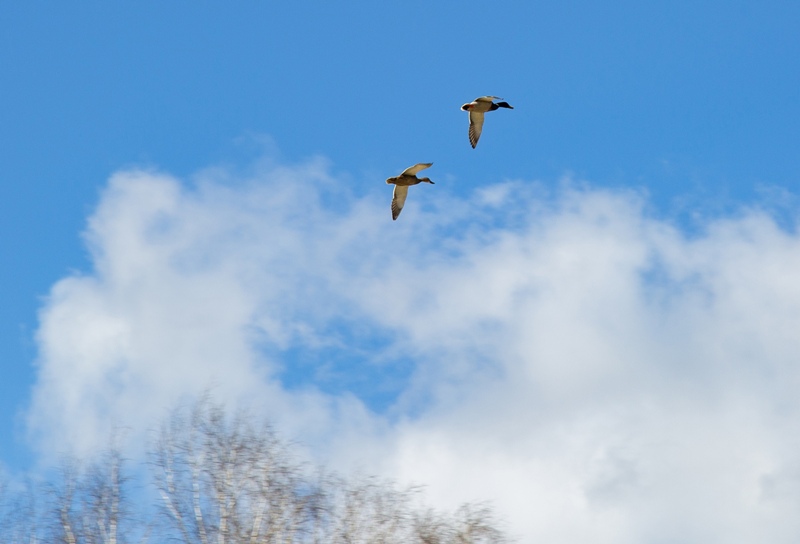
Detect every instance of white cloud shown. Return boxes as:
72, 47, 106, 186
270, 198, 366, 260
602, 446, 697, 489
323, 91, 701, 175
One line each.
27, 156, 800, 542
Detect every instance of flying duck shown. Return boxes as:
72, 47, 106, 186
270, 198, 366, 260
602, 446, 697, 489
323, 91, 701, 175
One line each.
460, 96, 514, 148
385, 163, 434, 220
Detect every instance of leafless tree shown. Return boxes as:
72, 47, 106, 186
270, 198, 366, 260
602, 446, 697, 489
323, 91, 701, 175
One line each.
46, 447, 143, 544
1, 446, 146, 544
150, 397, 511, 544
322, 477, 509, 544
0, 476, 40, 544
150, 397, 323, 544
450, 503, 509, 544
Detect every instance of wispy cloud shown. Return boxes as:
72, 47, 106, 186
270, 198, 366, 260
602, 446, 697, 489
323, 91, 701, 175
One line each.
27, 156, 800, 542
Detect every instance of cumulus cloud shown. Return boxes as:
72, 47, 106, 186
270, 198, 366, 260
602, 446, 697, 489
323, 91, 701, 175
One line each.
27, 154, 800, 542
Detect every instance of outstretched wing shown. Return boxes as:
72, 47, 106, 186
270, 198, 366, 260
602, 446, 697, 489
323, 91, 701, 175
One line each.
400, 163, 433, 176
468, 111, 485, 148
475, 96, 502, 103
391, 185, 409, 220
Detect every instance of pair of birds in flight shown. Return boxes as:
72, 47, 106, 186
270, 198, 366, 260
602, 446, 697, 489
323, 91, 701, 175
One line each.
387, 96, 514, 220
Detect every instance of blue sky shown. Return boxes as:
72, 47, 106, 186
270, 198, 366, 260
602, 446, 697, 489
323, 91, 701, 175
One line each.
2, 2, 800, 541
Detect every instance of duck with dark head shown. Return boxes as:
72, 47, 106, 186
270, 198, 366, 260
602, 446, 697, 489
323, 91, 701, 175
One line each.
460, 96, 514, 148
385, 163, 435, 220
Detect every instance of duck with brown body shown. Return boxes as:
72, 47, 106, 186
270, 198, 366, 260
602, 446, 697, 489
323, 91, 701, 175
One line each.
460, 96, 514, 148
385, 163, 435, 220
